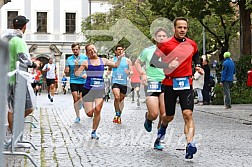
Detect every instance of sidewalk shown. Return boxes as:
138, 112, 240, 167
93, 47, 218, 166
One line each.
194, 104, 252, 125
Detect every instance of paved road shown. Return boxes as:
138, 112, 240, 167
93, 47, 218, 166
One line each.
3, 92, 252, 167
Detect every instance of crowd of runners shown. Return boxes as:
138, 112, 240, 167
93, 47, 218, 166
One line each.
5, 15, 205, 160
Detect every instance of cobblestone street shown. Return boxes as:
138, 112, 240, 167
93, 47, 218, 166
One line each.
4, 93, 252, 167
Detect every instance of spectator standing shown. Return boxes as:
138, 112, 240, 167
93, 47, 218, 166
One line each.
202, 58, 211, 105
220, 52, 236, 109
193, 69, 205, 105
3, 15, 39, 143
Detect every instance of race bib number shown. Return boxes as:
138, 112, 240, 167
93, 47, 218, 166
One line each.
91, 78, 104, 87
172, 77, 190, 90
147, 81, 161, 92
114, 73, 124, 81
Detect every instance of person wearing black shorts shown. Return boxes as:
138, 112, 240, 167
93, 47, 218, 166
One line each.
64, 43, 88, 123
42, 58, 56, 102
150, 17, 204, 159
135, 27, 168, 138
108, 45, 133, 124
74, 43, 122, 139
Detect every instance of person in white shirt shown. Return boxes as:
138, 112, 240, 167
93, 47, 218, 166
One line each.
42, 58, 56, 102
193, 69, 205, 105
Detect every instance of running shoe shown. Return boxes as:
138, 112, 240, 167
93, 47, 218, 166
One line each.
91, 132, 99, 140
117, 116, 121, 124
157, 125, 166, 140
74, 117, 80, 123
185, 142, 197, 159
144, 112, 152, 132
154, 138, 163, 150
113, 116, 118, 123
48, 93, 51, 99
137, 98, 140, 106
50, 98, 53, 102
113, 116, 121, 124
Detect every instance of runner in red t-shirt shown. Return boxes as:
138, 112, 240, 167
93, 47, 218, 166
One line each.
150, 17, 204, 159
130, 60, 141, 106
31, 68, 42, 96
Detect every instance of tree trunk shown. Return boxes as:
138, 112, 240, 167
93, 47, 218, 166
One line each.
240, 0, 251, 56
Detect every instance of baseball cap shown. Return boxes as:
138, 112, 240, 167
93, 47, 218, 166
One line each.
13, 15, 29, 29
224, 52, 231, 58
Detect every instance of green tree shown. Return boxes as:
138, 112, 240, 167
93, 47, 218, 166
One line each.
148, 0, 250, 60
239, 0, 252, 56
246, 0, 252, 9
82, 0, 158, 57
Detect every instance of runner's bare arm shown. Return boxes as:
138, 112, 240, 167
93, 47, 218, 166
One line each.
135, 58, 147, 85
103, 56, 122, 68
64, 66, 70, 75
127, 58, 133, 76
74, 60, 87, 76
135, 58, 145, 75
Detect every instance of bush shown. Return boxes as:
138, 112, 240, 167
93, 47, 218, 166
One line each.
212, 83, 252, 105
212, 55, 252, 104
212, 84, 223, 105
235, 55, 252, 86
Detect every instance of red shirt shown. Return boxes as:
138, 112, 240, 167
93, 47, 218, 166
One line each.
154, 36, 198, 86
247, 70, 252, 87
34, 70, 41, 81
131, 66, 141, 83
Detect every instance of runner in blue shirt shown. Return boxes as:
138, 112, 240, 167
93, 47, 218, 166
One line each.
64, 43, 88, 123
108, 44, 133, 124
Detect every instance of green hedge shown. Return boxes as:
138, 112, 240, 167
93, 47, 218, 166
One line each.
212, 55, 252, 104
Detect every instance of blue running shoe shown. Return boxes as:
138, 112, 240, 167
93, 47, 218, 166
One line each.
154, 138, 163, 150
91, 132, 99, 140
74, 117, 80, 123
185, 142, 197, 159
48, 93, 51, 99
157, 125, 167, 140
144, 112, 152, 132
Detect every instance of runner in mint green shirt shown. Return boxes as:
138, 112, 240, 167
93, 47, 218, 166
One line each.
135, 27, 168, 150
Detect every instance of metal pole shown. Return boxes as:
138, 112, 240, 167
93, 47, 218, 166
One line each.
239, 0, 243, 56
203, 26, 206, 55
89, 0, 92, 29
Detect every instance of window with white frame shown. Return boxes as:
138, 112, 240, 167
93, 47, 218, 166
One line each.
37, 12, 47, 33
7, 11, 18, 29
66, 13, 76, 33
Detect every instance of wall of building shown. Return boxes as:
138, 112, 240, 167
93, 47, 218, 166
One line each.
0, 0, 96, 92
